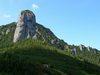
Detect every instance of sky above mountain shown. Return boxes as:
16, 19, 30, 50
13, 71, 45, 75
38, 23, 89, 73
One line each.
0, 0, 100, 50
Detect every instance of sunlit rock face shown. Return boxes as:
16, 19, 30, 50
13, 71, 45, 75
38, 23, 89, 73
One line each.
79, 44, 86, 51
87, 46, 92, 51
6, 29, 10, 34
13, 10, 36, 42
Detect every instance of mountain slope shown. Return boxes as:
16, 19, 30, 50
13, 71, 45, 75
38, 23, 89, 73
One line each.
0, 22, 100, 66
0, 21, 100, 74
0, 37, 100, 75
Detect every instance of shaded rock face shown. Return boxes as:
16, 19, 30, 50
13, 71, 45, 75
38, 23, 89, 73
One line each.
71, 48, 77, 56
87, 46, 92, 51
79, 44, 86, 51
6, 29, 10, 34
33, 33, 39, 40
51, 39, 61, 46
94, 50, 98, 54
13, 10, 36, 42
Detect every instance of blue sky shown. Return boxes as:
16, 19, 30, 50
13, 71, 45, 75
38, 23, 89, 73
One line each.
0, 0, 100, 50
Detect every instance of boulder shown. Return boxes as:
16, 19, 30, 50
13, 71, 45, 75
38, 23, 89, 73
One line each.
79, 44, 86, 51
6, 29, 10, 34
87, 46, 92, 51
13, 10, 36, 42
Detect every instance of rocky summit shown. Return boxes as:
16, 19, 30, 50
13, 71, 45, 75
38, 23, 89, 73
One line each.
13, 10, 36, 42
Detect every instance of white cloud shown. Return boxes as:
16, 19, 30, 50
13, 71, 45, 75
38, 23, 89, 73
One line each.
32, 4, 38, 9
4, 15, 10, 17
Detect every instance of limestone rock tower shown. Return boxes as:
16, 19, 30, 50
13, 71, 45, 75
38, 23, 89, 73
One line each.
13, 10, 36, 42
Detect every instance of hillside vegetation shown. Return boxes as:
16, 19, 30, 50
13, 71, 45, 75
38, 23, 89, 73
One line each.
0, 22, 100, 75
0, 37, 100, 75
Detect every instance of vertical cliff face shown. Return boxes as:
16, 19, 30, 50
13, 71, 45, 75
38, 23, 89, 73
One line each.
13, 10, 36, 42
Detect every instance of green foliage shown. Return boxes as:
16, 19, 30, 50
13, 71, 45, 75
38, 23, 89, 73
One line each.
21, 10, 33, 15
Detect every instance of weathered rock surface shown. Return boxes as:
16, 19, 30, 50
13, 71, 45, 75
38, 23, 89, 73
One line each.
79, 44, 86, 51
33, 33, 39, 40
13, 10, 36, 42
6, 29, 10, 34
71, 48, 77, 56
87, 46, 92, 51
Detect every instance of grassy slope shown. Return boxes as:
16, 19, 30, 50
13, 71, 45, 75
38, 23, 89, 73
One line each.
0, 38, 100, 75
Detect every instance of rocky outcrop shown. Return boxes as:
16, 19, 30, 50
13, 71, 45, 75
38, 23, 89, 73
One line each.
6, 29, 10, 34
51, 39, 57, 44
56, 42, 61, 46
79, 44, 86, 51
66, 45, 69, 49
51, 39, 61, 46
87, 46, 92, 51
33, 33, 39, 40
36, 28, 45, 41
13, 10, 36, 42
71, 48, 77, 56
94, 49, 98, 54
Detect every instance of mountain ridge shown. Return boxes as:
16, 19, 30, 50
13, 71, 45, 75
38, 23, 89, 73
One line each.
0, 21, 100, 74
0, 10, 100, 69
